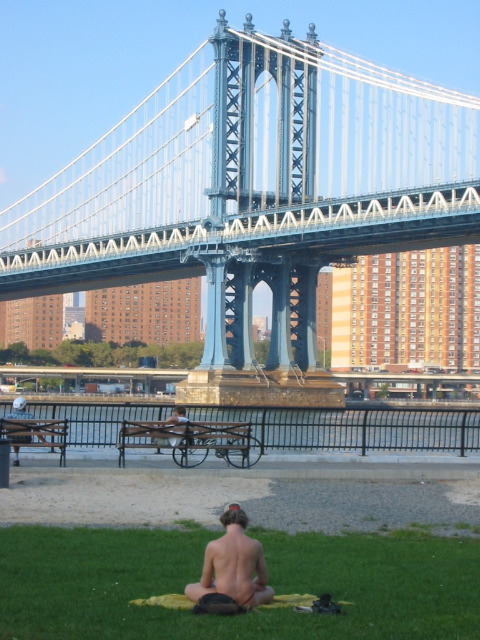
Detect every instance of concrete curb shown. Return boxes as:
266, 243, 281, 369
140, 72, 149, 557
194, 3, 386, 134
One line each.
9, 450, 480, 481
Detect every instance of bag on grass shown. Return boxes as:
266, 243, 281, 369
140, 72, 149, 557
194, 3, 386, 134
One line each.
192, 593, 247, 615
311, 593, 343, 615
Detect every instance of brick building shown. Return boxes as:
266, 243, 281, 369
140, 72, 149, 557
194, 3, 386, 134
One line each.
0, 302, 5, 347
85, 278, 201, 345
329, 244, 480, 372
2, 294, 65, 351
316, 269, 333, 358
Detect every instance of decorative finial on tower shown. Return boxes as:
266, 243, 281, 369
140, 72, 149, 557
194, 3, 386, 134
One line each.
306, 23, 318, 45
244, 13, 255, 34
213, 9, 228, 37
280, 19, 292, 41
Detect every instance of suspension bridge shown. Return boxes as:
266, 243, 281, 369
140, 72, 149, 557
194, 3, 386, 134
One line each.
1, 10, 480, 397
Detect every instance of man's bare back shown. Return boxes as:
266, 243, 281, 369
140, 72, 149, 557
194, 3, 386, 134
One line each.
184, 505, 275, 609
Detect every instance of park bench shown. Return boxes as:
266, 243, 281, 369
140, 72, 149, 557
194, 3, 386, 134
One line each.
0, 418, 69, 467
118, 420, 262, 469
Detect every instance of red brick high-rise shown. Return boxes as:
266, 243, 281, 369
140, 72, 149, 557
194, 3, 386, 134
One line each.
0, 302, 6, 347
85, 278, 201, 345
3, 295, 64, 351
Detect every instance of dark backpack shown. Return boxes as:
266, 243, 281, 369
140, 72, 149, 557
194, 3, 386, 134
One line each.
311, 593, 343, 615
192, 593, 247, 615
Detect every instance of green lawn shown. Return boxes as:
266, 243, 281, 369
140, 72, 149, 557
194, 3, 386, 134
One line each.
0, 525, 478, 639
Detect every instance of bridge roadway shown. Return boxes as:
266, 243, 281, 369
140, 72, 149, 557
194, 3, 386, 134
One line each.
1, 366, 479, 397
1, 180, 479, 301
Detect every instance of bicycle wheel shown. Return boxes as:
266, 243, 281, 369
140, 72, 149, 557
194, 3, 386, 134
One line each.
172, 437, 209, 468
225, 437, 262, 468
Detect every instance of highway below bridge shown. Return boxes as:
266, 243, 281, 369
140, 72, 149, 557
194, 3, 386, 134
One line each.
1, 366, 479, 401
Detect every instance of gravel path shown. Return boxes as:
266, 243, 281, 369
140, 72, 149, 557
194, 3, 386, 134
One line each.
238, 478, 480, 537
1, 470, 479, 537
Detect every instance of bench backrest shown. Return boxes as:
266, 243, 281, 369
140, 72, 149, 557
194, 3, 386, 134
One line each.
119, 420, 251, 440
1, 418, 68, 434
119, 422, 186, 439
0, 418, 68, 443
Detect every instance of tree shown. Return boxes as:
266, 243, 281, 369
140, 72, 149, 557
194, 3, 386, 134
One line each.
113, 345, 138, 368
377, 383, 389, 399
30, 349, 60, 366
41, 377, 63, 392
160, 342, 204, 368
89, 342, 115, 367
54, 340, 84, 365
123, 340, 147, 348
6, 341, 30, 363
254, 341, 270, 365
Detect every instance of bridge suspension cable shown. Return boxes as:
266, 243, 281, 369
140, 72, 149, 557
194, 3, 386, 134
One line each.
228, 26, 479, 203
0, 40, 214, 252
1, 20, 479, 253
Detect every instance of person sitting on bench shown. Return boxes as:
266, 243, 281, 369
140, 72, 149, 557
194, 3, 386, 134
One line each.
5, 397, 37, 467
184, 503, 275, 610
150, 405, 189, 447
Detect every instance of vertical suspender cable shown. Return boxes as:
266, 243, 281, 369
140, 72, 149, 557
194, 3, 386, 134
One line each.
467, 109, 477, 180
367, 84, 374, 193
380, 89, 387, 191
302, 56, 308, 202
275, 52, 282, 206
386, 89, 394, 191
289, 60, 295, 206
237, 39, 244, 212
328, 72, 336, 197
371, 85, 378, 191
440, 101, 447, 184
248, 41, 256, 211
402, 92, 409, 188
354, 79, 364, 198
261, 50, 271, 208
414, 97, 422, 187
341, 75, 349, 196
451, 105, 458, 182
315, 67, 322, 201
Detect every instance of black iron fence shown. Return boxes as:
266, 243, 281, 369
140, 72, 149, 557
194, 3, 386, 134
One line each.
1, 401, 479, 457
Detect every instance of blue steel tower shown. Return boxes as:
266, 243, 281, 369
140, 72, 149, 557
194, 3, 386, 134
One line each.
179, 11, 344, 407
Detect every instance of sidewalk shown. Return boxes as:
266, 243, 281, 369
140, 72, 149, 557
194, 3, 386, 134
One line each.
11, 448, 480, 481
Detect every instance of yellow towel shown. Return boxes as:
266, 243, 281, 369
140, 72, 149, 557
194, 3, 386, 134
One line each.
130, 593, 325, 609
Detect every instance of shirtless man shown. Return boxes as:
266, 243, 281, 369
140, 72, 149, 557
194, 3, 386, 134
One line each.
150, 405, 188, 447
184, 503, 275, 610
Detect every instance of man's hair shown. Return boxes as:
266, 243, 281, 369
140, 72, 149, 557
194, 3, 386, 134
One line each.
173, 406, 187, 416
220, 506, 249, 529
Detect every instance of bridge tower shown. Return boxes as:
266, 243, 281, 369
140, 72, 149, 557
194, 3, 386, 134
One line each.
176, 11, 344, 407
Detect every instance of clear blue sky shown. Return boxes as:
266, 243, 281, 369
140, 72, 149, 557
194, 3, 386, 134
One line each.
1, 0, 479, 211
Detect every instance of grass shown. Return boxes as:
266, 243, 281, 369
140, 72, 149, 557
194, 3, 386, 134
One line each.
0, 526, 479, 639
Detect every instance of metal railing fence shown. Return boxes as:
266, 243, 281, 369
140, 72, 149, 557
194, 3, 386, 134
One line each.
1, 402, 479, 457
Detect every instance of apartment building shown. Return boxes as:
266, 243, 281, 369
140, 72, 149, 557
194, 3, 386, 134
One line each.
3, 294, 65, 351
85, 278, 201, 345
0, 302, 6, 347
330, 244, 480, 372
316, 268, 333, 356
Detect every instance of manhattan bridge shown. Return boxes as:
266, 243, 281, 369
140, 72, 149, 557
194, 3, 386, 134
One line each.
1, 10, 480, 376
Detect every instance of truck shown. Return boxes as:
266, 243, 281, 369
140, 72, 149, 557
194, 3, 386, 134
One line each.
84, 383, 129, 394
138, 357, 157, 368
